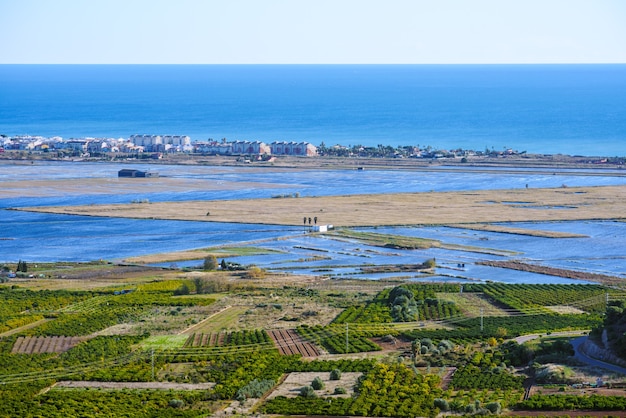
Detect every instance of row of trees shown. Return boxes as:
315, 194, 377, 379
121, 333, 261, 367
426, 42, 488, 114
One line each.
591, 299, 626, 359
16, 260, 27, 273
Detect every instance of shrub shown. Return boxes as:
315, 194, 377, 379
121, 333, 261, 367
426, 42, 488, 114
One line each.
168, 398, 184, 408
434, 398, 450, 412
311, 376, 325, 390
173, 284, 190, 296
422, 258, 436, 269
334, 387, 347, 395
245, 266, 266, 279
330, 369, 342, 381
438, 339, 454, 352
485, 402, 501, 414
235, 378, 276, 402
299, 386, 317, 398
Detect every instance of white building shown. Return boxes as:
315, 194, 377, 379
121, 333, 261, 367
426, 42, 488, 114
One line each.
270, 141, 317, 156
231, 140, 271, 155
129, 134, 192, 153
195, 141, 233, 155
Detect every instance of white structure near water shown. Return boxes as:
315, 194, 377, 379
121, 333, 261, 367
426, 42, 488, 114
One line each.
130, 134, 192, 153
194, 140, 317, 157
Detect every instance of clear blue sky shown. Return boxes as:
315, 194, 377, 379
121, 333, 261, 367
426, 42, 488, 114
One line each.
1, 0, 625, 64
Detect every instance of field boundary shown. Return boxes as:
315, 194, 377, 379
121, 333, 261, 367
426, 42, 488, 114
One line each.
53, 381, 215, 390
178, 305, 233, 335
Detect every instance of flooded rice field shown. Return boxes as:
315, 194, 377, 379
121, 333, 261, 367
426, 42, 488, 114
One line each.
1, 161, 625, 284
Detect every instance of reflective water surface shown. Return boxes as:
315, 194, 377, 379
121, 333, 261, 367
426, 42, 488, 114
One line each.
1, 162, 624, 284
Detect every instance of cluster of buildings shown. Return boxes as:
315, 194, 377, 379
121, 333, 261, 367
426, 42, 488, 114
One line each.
129, 135, 193, 153
0, 135, 143, 154
195, 140, 317, 157
0, 135, 317, 157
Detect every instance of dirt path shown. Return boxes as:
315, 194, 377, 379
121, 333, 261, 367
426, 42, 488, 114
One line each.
0, 318, 51, 338
178, 305, 233, 335
512, 330, 590, 345
53, 381, 214, 390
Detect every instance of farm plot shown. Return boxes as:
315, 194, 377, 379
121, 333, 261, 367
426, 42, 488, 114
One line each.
183, 329, 273, 348
265, 371, 362, 399
11, 336, 85, 354
181, 305, 249, 334
435, 292, 511, 317
267, 329, 321, 357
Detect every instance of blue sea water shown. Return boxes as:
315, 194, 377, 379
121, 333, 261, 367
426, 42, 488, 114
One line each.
1, 64, 626, 156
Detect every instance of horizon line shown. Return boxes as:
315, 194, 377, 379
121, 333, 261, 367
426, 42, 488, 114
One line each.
2, 62, 626, 66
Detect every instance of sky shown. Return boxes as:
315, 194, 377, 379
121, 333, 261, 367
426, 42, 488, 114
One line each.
1, 0, 625, 64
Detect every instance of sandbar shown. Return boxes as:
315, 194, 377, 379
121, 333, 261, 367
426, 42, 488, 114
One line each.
14, 185, 626, 227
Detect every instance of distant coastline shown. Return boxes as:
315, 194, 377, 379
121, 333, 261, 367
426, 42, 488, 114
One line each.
0, 145, 624, 172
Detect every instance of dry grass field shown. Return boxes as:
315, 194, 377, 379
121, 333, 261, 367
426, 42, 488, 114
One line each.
16, 185, 626, 227
435, 292, 511, 317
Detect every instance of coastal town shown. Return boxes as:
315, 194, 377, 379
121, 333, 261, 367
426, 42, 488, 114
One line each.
1, 134, 624, 168
0, 134, 317, 158
0, 133, 480, 159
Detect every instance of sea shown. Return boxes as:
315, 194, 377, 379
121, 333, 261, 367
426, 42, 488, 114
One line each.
1, 64, 626, 156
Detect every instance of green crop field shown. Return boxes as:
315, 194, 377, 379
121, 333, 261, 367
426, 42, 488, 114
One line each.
0, 262, 624, 417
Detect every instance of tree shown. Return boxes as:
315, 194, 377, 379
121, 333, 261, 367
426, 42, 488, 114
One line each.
495, 327, 508, 338
245, 266, 266, 280
311, 376, 324, 390
434, 398, 450, 412
422, 258, 436, 269
485, 402, 501, 414
203, 255, 218, 271
411, 340, 421, 357
299, 386, 316, 398
173, 283, 190, 296
329, 369, 342, 381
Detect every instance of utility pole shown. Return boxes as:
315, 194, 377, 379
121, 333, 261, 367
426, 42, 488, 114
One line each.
345, 323, 349, 353
151, 349, 155, 381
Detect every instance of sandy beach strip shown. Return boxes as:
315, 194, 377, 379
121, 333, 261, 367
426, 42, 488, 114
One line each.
0, 176, 294, 198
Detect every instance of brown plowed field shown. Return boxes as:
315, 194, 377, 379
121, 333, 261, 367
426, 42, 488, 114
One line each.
11, 336, 85, 354
267, 329, 321, 357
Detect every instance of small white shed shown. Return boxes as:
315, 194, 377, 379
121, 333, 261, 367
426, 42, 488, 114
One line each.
311, 224, 333, 232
